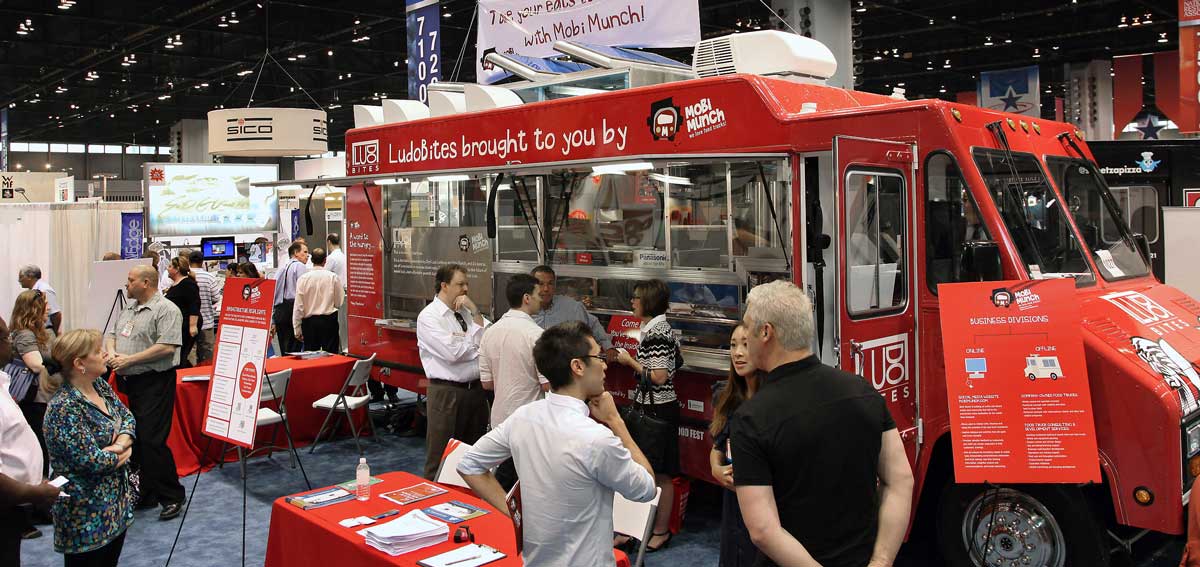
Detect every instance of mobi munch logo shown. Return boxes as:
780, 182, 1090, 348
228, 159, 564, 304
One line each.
351, 140, 380, 174
647, 98, 681, 141
1014, 288, 1041, 311
991, 288, 1013, 308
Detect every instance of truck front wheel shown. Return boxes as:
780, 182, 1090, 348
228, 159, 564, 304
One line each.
937, 483, 1108, 567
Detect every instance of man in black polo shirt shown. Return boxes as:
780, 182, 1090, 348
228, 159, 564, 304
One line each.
731, 280, 913, 567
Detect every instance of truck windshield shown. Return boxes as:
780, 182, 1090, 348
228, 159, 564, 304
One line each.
1044, 156, 1151, 280
972, 148, 1095, 285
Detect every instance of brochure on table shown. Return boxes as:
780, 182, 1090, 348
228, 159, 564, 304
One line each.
202, 277, 276, 449
938, 279, 1100, 484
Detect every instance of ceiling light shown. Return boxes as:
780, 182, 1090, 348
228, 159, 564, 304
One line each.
1159, 33, 1169, 43
855, 1, 866, 12
984, 36, 993, 46
237, 69, 253, 76
443, 11, 451, 18
58, 0, 76, 10
288, 56, 297, 61
1004, 39, 1012, 44
1032, 48, 1041, 58
939, 86, 947, 93
592, 162, 654, 175
354, 17, 361, 25
1118, 16, 1128, 28
943, 59, 951, 68
173, 34, 183, 46
297, 53, 306, 59
228, 11, 239, 24
218, 16, 228, 27
427, 175, 470, 182
327, 49, 333, 56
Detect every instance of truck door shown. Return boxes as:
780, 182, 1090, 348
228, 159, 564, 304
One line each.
835, 136, 919, 462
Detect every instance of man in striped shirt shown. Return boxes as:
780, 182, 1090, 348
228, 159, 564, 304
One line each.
187, 251, 222, 364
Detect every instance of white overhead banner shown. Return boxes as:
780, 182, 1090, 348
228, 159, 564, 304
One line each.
207, 107, 328, 157
475, 0, 700, 84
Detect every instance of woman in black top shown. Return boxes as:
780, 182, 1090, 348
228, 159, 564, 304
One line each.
164, 256, 201, 368
710, 324, 762, 567
615, 278, 682, 551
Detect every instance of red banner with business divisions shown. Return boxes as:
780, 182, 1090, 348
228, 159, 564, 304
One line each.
202, 277, 276, 449
938, 279, 1100, 484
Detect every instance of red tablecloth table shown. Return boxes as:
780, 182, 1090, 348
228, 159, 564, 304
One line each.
265, 471, 522, 567
112, 354, 365, 477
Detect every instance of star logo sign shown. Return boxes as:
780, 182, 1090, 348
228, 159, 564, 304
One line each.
998, 87, 1023, 112
149, 168, 164, 182
1136, 116, 1166, 140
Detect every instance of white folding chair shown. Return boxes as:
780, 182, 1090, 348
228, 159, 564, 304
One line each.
433, 438, 473, 490
219, 369, 297, 478
309, 353, 378, 454
613, 486, 663, 567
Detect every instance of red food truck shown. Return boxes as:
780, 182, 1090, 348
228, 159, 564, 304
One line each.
278, 31, 1200, 566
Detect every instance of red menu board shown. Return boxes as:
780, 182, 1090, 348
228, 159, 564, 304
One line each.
938, 279, 1100, 484
202, 277, 276, 449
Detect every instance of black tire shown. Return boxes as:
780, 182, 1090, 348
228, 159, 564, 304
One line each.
1028, 373, 1037, 381
937, 482, 1109, 567
1051, 373, 1059, 380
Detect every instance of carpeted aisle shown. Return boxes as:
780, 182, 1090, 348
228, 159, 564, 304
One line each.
18, 431, 724, 567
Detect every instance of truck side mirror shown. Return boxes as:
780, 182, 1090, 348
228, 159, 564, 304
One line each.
1132, 233, 1151, 264
963, 241, 1004, 281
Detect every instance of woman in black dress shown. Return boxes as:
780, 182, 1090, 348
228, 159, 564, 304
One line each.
164, 256, 201, 368
710, 324, 762, 566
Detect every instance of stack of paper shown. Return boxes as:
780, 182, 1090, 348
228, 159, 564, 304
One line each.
359, 509, 449, 556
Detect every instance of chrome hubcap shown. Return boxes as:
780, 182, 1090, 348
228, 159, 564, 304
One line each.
961, 488, 1066, 567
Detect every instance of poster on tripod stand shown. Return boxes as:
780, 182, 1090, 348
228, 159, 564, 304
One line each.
86, 258, 151, 334
202, 277, 275, 449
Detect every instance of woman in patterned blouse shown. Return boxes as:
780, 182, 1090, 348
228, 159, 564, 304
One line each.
45, 329, 136, 566
615, 278, 683, 552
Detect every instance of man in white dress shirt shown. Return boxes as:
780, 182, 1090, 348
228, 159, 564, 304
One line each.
324, 233, 347, 283
293, 248, 344, 353
417, 264, 490, 480
479, 274, 546, 489
459, 320, 656, 567
0, 316, 60, 565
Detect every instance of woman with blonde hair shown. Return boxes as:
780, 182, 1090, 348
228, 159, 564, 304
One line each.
45, 329, 136, 566
709, 324, 763, 566
164, 256, 201, 368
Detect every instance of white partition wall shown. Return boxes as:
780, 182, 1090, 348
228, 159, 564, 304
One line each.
1164, 207, 1200, 300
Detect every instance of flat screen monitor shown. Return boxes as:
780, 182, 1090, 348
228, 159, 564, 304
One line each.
144, 163, 279, 237
201, 237, 237, 260
965, 357, 988, 378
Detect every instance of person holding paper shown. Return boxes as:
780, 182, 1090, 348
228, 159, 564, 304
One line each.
458, 321, 657, 567
45, 329, 136, 567
106, 265, 185, 521
0, 315, 61, 567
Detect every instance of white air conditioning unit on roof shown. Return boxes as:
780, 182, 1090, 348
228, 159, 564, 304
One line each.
693, 30, 837, 83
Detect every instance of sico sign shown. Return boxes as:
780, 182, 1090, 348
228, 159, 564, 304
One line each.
208, 107, 327, 157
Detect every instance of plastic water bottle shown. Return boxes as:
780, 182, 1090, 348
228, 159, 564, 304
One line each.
356, 457, 370, 501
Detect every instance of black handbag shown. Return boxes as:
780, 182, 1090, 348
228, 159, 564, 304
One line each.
620, 381, 676, 463
3, 360, 38, 403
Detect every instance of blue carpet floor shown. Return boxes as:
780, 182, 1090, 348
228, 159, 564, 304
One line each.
18, 425, 1186, 567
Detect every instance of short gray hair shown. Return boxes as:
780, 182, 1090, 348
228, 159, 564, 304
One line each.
131, 264, 159, 287
745, 280, 814, 351
18, 265, 42, 280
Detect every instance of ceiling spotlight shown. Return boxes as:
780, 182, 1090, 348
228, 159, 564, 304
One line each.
297, 53, 306, 59
1118, 16, 1128, 28
57, 0, 76, 10
237, 69, 253, 76
218, 16, 229, 27
354, 17, 361, 25
855, 1, 866, 13
1159, 32, 1169, 43
164, 38, 175, 49
16, 19, 34, 35
228, 11, 239, 24
939, 86, 947, 93
327, 49, 334, 56
943, 59, 951, 68
984, 36, 993, 46
287, 56, 297, 61
1004, 39, 1012, 44
1032, 48, 1041, 58
173, 34, 183, 46
443, 11, 451, 18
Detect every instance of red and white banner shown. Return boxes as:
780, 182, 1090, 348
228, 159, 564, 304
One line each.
202, 277, 276, 449
475, 0, 700, 84
938, 279, 1101, 484
1180, 2, 1200, 132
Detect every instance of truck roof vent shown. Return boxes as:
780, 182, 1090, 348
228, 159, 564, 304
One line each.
693, 30, 837, 83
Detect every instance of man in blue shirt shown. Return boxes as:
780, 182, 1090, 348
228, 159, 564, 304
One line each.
272, 241, 309, 354
530, 266, 615, 360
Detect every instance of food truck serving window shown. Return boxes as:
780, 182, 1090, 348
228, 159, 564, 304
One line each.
973, 149, 1095, 285
1044, 156, 1150, 281
845, 170, 907, 316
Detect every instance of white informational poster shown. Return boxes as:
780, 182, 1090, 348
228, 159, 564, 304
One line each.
86, 258, 151, 334
475, 0, 700, 84
202, 277, 276, 449
54, 176, 74, 203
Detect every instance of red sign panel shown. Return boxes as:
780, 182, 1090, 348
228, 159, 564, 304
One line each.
345, 185, 385, 319
1186, 189, 1200, 207
938, 279, 1101, 484
606, 314, 642, 353
202, 277, 275, 449
1180, 8, 1200, 132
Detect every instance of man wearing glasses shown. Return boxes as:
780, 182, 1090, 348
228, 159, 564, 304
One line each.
459, 321, 656, 567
